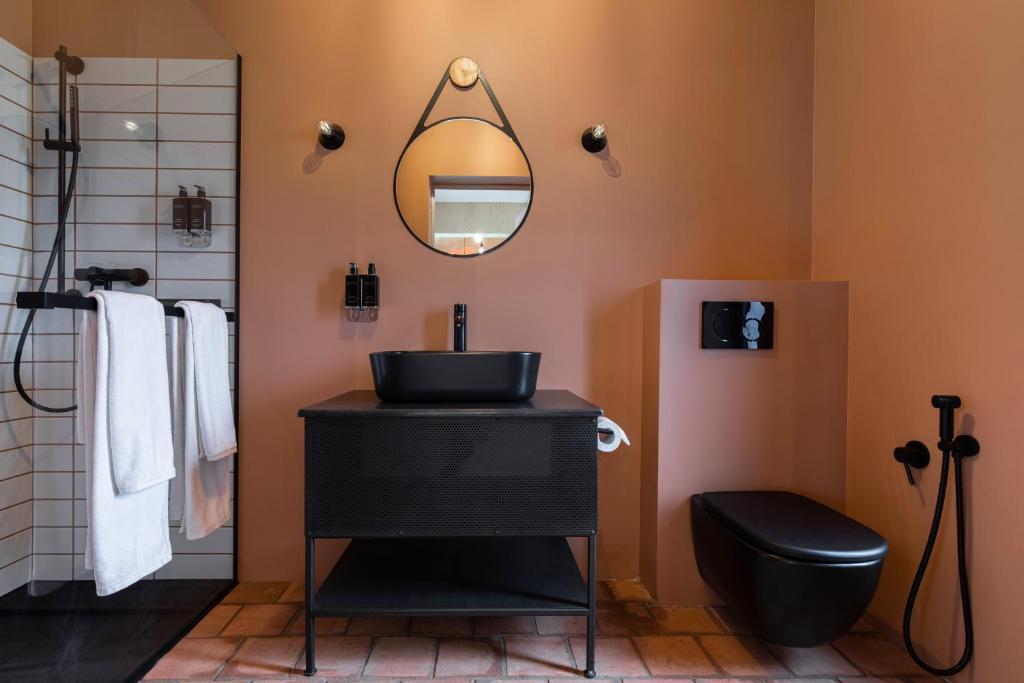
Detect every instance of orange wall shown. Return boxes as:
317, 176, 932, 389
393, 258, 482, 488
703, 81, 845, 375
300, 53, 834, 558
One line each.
812, 2, 1024, 680
0, 0, 32, 53
194, 0, 815, 581
30, 0, 233, 58
641, 279, 848, 605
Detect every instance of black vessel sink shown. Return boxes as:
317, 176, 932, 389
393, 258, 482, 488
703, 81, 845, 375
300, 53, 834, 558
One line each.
370, 351, 541, 402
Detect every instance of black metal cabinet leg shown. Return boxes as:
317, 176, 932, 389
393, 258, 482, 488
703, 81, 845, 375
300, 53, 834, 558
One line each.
304, 535, 316, 677
585, 533, 597, 678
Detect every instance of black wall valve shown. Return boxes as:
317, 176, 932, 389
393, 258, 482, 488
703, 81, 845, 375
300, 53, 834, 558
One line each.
895, 395, 981, 486
894, 440, 930, 485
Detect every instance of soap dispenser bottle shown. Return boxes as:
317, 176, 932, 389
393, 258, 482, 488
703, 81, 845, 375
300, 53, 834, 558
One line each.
361, 263, 379, 308
187, 185, 212, 246
172, 186, 190, 234
344, 262, 361, 309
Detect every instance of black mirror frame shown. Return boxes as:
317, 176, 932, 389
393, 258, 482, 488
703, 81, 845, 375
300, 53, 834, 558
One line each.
393, 61, 533, 258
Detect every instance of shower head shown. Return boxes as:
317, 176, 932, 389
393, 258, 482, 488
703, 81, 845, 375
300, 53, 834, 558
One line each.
54, 46, 85, 76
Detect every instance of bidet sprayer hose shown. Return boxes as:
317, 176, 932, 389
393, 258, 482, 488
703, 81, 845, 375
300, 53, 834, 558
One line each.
902, 447, 973, 676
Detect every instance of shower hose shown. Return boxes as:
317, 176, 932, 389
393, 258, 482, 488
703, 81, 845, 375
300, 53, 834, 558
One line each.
12, 146, 80, 414
902, 444, 973, 676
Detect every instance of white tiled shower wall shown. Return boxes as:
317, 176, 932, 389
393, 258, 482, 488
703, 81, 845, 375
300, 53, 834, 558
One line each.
0, 38, 238, 594
0, 37, 34, 597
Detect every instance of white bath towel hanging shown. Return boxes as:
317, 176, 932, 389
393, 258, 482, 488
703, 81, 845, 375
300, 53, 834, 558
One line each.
168, 302, 234, 540
180, 301, 236, 461
75, 290, 174, 596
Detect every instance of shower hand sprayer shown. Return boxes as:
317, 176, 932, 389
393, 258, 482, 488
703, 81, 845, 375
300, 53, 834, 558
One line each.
13, 46, 85, 413
895, 395, 980, 676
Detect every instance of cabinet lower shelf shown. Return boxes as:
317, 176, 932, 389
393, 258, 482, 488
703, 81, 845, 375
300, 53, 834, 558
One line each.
311, 536, 589, 617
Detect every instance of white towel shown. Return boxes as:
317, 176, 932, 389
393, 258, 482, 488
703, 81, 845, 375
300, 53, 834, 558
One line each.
75, 290, 174, 596
168, 303, 233, 540
179, 301, 237, 461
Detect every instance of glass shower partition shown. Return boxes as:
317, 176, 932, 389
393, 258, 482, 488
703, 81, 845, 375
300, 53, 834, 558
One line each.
0, 2, 239, 679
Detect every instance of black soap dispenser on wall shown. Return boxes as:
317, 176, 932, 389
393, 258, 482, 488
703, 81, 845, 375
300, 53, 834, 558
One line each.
186, 185, 212, 247
172, 185, 213, 248
344, 262, 380, 322
172, 185, 190, 236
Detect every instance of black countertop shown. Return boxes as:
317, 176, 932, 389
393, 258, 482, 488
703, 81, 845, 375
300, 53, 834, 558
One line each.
298, 389, 602, 418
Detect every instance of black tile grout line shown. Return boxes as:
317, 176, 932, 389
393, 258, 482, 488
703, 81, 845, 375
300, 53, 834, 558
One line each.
32, 167, 238, 173
30, 136, 236, 143
32, 222, 236, 227
0, 171, 31, 188
35, 82, 237, 89
154, 72, 160, 296
24, 247, 237, 256
0, 498, 32, 514
0, 526, 30, 544
17, 277, 236, 286
25, 551, 235, 557
30, 228, 237, 235
0, 212, 31, 225
27, 136, 238, 146
34, 193, 237, 199
32, 110, 236, 117
0, 430, 33, 446
430, 634, 441, 677
0, 62, 32, 85
0, 123, 33, 144
31, 138, 238, 147
33, 168, 239, 174
0, 473, 30, 490
0, 553, 31, 573
0, 91, 31, 113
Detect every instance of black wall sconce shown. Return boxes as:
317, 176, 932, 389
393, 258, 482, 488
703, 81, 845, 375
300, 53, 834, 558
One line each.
318, 120, 345, 150
581, 123, 607, 153
303, 120, 346, 173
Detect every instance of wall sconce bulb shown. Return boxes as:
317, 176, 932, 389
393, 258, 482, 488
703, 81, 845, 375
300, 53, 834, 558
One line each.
581, 124, 608, 153
317, 120, 346, 151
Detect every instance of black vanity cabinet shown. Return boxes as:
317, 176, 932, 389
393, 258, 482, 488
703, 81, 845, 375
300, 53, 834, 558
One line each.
298, 390, 601, 678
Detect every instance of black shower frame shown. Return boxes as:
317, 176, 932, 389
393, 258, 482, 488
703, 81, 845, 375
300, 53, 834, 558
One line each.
129, 54, 243, 682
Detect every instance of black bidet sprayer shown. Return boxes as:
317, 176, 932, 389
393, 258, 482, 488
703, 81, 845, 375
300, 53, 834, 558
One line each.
895, 395, 980, 676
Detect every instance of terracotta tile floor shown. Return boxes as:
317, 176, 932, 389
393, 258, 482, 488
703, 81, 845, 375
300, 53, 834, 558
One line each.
145, 579, 938, 682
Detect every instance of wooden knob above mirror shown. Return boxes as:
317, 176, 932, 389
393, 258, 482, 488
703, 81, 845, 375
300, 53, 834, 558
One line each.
448, 57, 480, 88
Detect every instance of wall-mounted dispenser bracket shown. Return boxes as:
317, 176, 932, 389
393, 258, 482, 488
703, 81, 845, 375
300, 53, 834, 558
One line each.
172, 185, 213, 248
344, 262, 379, 322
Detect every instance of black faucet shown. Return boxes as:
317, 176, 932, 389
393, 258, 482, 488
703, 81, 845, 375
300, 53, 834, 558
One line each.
454, 303, 467, 351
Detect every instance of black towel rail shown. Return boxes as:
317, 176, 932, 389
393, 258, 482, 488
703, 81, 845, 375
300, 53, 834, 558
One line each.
16, 291, 237, 322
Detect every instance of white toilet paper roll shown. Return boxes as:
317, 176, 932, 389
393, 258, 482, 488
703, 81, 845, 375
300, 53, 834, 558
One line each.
597, 416, 631, 453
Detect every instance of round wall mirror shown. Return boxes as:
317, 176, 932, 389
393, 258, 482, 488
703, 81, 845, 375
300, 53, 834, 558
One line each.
394, 118, 533, 257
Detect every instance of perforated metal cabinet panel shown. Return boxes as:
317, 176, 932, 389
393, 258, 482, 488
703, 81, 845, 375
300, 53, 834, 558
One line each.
305, 415, 598, 537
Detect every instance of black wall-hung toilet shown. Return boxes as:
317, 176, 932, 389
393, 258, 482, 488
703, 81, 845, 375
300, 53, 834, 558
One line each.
691, 491, 888, 647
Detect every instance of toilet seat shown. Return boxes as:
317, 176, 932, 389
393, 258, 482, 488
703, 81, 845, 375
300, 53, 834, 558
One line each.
700, 491, 888, 564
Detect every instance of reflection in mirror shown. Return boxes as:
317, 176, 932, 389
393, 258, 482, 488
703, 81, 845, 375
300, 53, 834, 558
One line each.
395, 118, 532, 257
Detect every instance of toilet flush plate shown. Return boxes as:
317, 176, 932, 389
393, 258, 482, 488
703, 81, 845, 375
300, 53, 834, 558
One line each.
701, 301, 774, 350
